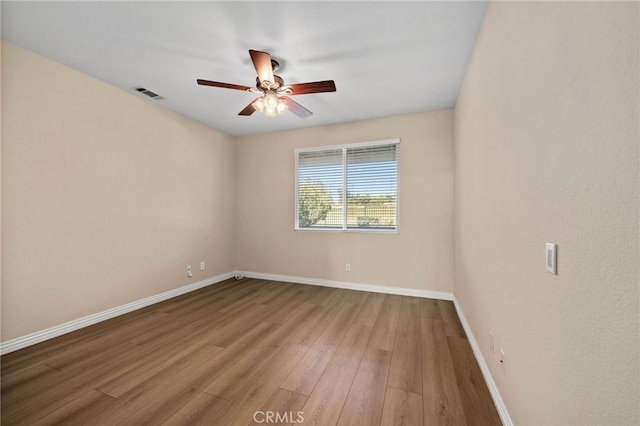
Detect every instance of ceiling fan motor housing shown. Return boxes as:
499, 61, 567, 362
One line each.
256, 74, 284, 91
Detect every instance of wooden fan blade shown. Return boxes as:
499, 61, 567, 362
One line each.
249, 50, 275, 87
238, 99, 259, 116
197, 79, 252, 91
288, 80, 336, 95
282, 96, 313, 119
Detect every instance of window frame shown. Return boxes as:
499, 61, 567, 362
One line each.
294, 138, 400, 234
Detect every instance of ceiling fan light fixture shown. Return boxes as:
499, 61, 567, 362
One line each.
266, 91, 278, 106
254, 91, 287, 116
277, 100, 287, 114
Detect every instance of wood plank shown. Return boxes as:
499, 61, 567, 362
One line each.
287, 302, 341, 346
447, 336, 502, 425
1, 362, 56, 398
368, 294, 401, 351
210, 343, 309, 425
55, 342, 148, 388
279, 342, 334, 396
299, 324, 372, 426
315, 286, 347, 306
212, 278, 264, 304
91, 343, 226, 425
266, 288, 317, 325
403, 295, 420, 305
380, 387, 423, 426
387, 299, 423, 394
439, 300, 466, 338
340, 288, 368, 305
127, 299, 227, 346
160, 392, 228, 426
281, 302, 362, 395
420, 298, 442, 320
1, 365, 74, 422
337, 347, 392, 426
251, 281, 296, 305
217, 282, 274, 314
207, 303, 275, 348
23, 389, 116, 425
3, 367, 113, 425
354, 292, 386, 327
96, 318, 276, 397
249, 388, 308, 426
203, 304, 318, 399
422, 319, 467, 425
45, 336, 145, 372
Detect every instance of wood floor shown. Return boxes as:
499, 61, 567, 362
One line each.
1, 278, 501, 425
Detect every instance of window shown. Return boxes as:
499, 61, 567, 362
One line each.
295, 139, 399, 232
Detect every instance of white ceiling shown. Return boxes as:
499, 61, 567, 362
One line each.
1, 1, 488, 137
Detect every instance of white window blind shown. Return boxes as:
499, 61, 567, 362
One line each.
295, 139, 399, 232
296, 149, 344, 228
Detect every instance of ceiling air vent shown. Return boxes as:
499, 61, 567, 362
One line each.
133, 86, 164, 100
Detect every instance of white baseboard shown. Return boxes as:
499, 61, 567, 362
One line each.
453, 296, 513, 426
0, 271, 235, 355
238, 271, 453, 301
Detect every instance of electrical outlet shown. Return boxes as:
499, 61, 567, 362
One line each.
345, 263, 351, 272
187, 265, 192, 278
200, 261, 205, 271
489, 332, 494, 353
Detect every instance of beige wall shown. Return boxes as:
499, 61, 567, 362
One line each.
235, 111, 454, 292
454, 2, 639, 424
1, 41, 236, 341
0, 40, 3, 331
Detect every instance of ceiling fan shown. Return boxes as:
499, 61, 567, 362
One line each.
197, 49, 336, 118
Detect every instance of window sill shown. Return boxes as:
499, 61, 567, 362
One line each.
294, 227, 399, 235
